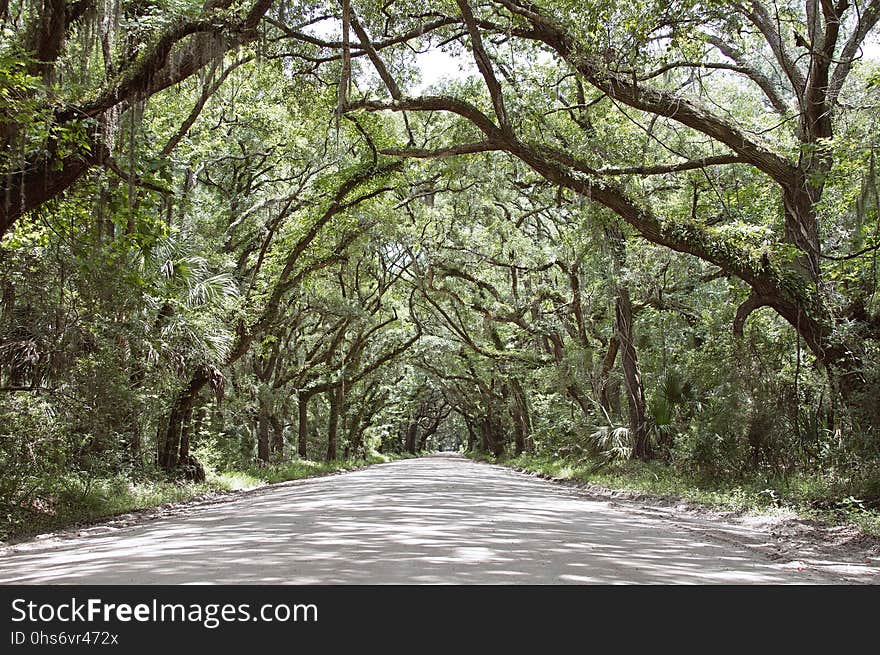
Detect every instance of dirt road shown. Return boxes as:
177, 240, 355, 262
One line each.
0, 454, 876, 584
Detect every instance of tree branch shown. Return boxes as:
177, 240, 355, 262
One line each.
104, 155, 172, 194
381, 141, 501, 158
160, 56, 253, 157
596, 154, 747, 176
828, 0, 880, 105
733, 292, 772, 336
493, 0, 797, 186
702, 35, 791, 114
456, 0, 511, 132
739, 0, 807, 104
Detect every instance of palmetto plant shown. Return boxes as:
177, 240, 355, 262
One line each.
648, 370, 694, 458
587, 425, 632, 469
147, 235, 240, 367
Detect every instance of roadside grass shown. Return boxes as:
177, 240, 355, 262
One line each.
209, 452, 403, 488
2, 453, 405, 545
476, 452, 880, 537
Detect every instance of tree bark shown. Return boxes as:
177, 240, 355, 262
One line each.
616, 285, 650, 460
270, 415, 284, 458
465, 419, 477, 452
297, 390, 311, 459
598, 336, 620, 417
405, 420, 418, 454
257, 399, 270, 463
157, 368, 209, 477
509, 378, 532, 456
479, 403, 505, 457
326, 385, 343, 461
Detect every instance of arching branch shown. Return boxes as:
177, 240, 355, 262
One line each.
733, 292, 772, 337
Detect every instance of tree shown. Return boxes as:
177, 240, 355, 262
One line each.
340, 0, 880, 430
0, 0, 278, 235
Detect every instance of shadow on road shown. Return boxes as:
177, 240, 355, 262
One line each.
0, 455, 834, 584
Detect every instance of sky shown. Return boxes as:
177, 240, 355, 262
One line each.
863, 33, 880, 60
412, 48, 476, 92
304, 17, 880, 94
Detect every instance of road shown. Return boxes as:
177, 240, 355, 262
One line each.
0, 454, 861, 584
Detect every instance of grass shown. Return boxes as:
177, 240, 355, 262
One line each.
209, 453, 397, 489
1, 453, 406, 544
476, 452, 880, 537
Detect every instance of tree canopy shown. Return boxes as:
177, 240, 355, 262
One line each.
1, 0, 878, 538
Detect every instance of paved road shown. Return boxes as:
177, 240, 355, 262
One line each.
0, 454, 843, 584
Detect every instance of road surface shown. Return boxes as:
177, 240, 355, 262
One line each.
0, 454, 861, 584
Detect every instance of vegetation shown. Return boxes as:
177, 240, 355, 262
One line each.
1, 0, 878, 542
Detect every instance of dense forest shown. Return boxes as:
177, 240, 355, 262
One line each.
1, 0, 878, 540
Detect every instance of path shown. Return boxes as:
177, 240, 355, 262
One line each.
0, 454, 871, 584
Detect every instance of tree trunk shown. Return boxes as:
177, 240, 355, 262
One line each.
349, 426, 367, 458
597, 336, 620, 418
326, 385, 343, 462
405, 421, 418, 454
126, 364, 146, 460
465, 420, 477, 452
418, 423, 438, 451
616, 285, 650, 460
270, 416, 284, 459
158, 369, 209, 471
417, 407, 446, 452
510, 379, 532, 456
179, 405, 193, 462
539, 327, 594, 424
480, 404, 505, 457
298, 391, 310, 459
257, 399, 270, 463
346, 389, 382, 459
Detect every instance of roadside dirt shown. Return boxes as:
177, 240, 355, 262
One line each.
509, 465, 880, 583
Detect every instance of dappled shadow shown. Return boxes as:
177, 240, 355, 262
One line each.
0, 455, 840, 584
